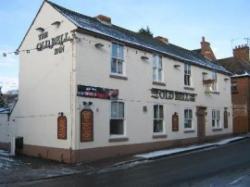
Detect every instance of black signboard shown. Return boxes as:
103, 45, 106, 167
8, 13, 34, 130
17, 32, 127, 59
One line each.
77, 85, 119, 100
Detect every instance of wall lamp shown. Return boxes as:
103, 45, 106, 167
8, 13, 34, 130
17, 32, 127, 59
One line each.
36, 27, 45, 33
83, 102, 93, 106
51, 21, 61, 28
95, 43, 104, 49
141, 56, 149, 61
174, 64, 180, 69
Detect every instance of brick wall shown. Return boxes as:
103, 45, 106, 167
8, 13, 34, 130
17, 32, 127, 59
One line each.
231, 77, 250, 134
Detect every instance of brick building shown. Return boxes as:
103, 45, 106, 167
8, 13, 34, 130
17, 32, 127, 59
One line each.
216, 45, 250, 134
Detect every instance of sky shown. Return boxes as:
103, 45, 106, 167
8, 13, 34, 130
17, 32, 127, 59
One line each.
0, 0, 249, 92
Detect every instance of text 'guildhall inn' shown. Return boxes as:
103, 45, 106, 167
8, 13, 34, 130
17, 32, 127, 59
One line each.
5, 1, 233, 163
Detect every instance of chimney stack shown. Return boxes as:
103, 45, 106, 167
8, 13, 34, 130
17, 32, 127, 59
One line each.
154, 36, 169, 44
95, 15, 111, 25
233, 45, 250, 61
200, 36, 216, 61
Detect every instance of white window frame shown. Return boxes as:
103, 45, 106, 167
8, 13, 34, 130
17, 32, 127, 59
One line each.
212, 110, 221, 129
153, 104, 165, 134
184, 109, 193, 129
211, 72, 218, 91
184, 64, 192, 86
111, 43, 126, 76
110, 101, 126, 138
153, 54, 164, 82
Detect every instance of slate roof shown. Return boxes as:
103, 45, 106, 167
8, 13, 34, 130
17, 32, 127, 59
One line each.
47, 1, 230, 75
216, 57, 250, 76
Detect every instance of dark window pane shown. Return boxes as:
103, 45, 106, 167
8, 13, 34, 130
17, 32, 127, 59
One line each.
110, 119, 124, 135
153, 120, 163, 133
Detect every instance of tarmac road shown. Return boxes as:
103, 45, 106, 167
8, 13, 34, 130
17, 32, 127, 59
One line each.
14, 138, 250, 187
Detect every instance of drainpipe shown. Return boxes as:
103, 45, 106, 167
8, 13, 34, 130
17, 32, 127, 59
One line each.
69, 30, 77, 163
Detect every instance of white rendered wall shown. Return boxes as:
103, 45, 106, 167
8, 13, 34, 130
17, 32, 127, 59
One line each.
10, 2, 77, 149
74, 33, 232, 150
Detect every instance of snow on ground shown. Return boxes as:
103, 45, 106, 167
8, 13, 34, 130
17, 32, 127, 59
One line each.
136, 136, 248, 159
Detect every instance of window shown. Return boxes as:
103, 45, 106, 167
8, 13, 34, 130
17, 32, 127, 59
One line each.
211, 72, 217, 91
184, 109, 193, 129
212, 110, 220, 128
111, 43, 124, 75
153, 55, 163, 82
184, 64, 191, 86
231, 82, 238, 93
153, 105, 164, 133
110, 101, 125, 136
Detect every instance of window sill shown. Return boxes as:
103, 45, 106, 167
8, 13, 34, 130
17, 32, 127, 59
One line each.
110, 74, 128, 80
109, 136, 129, 142
152, 134, 167, 139
184, 129, 195, 133
212, 128, 223, 132
152, 81, 166, 86
184, 86, 195, 91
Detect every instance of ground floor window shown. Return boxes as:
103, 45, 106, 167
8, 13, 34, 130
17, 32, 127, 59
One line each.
184, 109, 193, 129
153, 105, 164, 133
110, 101, 125, 136
212, 110, 220, 128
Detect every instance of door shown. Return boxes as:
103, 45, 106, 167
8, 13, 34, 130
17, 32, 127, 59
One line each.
197, 106, 206, 141
80, 109, 94, 142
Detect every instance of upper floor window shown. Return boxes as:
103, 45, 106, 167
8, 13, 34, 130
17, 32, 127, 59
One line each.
212, 110, 220, 128
153, 55, 163, 82
184, 109, 193, 129
111, 43, 124, 75
184, 64, 191, 86
153, 105, 164, 133
211, 72, 217, 91
110, 101, 125, 136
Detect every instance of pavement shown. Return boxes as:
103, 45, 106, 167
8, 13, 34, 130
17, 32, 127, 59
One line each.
13, 136, 250, 187
0, 134, 249, 186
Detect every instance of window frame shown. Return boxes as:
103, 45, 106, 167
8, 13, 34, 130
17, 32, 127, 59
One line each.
153, 54, 164, 83
211, 72, 218, 91
110, 101, 126, 138
184, 109, 193, 129
184, 64, 192, 86
212, 109, 221, 129
111, 43, 126, 76
153, 104, 165, 134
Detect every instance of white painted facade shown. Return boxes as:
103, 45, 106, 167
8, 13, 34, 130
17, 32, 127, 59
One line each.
4, 1, 232, 161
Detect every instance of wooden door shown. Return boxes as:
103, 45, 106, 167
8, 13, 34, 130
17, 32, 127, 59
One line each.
197, 107, 206, 140
80, 109, 94, 142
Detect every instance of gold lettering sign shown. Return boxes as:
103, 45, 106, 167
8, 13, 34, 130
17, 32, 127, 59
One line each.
80, 110, 94, 142
57, 115, 67, 140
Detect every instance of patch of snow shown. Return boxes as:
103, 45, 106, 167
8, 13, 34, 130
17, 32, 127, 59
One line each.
232, 72, 250, 78
230, 176, 245, 185
0, 150, 10, 157
136, 143, 214, 159
136, 136, 247, 159
216, 136, 244, 145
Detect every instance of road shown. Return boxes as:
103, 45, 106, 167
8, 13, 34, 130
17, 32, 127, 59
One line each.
14, 139, 250, 187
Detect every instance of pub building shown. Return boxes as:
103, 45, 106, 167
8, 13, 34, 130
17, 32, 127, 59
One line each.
7, 0, 232, 163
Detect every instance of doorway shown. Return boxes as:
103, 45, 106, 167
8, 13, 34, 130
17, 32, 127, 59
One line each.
197, 106, 207, 141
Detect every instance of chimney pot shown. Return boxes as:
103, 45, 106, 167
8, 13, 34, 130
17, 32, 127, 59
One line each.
95, 15, 111, 25
233, 44, 250, 61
